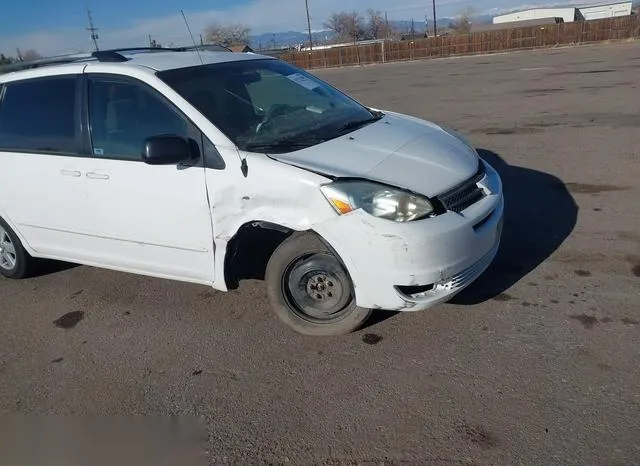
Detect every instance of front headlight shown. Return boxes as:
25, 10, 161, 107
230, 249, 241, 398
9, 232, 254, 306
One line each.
320, 180, 434, 222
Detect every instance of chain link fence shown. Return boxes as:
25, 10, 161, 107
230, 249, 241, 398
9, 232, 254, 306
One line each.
281, 16, 640, 70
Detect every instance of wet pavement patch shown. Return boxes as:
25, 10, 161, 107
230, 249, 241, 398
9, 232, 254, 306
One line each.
460, 423, 498, 448
493, 293, 514, 301
570, 314, 599, 329
621, 317, 639, 325
362, 333, 383, 345
574, 269, 592, 277
562, 182, 628, 195
53, 311, 85, 329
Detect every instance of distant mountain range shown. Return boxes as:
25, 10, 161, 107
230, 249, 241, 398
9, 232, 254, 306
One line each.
249, 15, 494, 49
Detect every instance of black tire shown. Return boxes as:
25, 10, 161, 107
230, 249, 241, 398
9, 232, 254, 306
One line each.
265, 232, 372, 336
0, 216, 36, 279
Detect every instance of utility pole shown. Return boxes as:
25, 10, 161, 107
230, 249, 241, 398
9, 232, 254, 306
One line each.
432, 0, 437, 37
305, 0, 313, 51
385, 12, 390, 39
86, 7, 100, 51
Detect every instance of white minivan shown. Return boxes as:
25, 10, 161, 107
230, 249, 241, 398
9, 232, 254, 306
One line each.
0, 48, 503, 335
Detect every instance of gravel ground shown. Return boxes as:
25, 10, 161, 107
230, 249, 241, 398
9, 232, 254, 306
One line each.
1, 41, 639, 465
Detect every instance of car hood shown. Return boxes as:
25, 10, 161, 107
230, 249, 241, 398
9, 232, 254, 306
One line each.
269, 112, 479, 198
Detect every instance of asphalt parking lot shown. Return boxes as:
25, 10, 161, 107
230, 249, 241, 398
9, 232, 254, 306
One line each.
1, 41, 639, 464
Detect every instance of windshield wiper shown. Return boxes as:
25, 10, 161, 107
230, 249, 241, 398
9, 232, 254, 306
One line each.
329, 113, 384, 138
244, 137, 326, 154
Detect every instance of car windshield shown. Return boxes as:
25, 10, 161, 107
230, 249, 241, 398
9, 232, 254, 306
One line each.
157, 58, 381, 153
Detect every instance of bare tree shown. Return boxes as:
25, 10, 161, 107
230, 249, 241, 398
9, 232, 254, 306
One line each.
0, 54, 14, 65
204, 22, 251, 47
450, 7, 475, 34
18, 49, 41, 61
366, 9, 390, 39
324, 12, 348, 42
324, 11, 366, 43
344, 11, 366, 43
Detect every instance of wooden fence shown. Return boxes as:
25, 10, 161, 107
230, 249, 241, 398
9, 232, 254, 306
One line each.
280, 15, 640, 70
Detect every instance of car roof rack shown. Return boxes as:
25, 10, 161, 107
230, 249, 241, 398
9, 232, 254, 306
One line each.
182, 44, 233, 53
0, 44, 234, 74
90, 47, 189, 63
91, 45, 232, 62
0, 53, 92, 73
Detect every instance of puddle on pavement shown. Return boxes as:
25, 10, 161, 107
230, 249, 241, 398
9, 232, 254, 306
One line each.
362, 333, 383, 345
53, 311, 85, 329
569, 314, 599, 329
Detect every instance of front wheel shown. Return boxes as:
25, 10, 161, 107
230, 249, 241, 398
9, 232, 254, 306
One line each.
0, 217, 36, 279
265, 232, 372, 336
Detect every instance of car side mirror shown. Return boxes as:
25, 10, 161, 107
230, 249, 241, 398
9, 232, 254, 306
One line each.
142, 135, 197, 165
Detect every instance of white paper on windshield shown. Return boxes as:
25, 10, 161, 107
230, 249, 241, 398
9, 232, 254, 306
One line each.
286, 73, 319, 90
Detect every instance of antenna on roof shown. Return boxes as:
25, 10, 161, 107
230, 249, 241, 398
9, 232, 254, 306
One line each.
86, 7, 100, 52
181, 10, 204, 64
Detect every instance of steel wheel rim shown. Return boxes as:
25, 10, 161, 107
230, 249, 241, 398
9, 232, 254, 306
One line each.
283, 252, 353, 323
0, 225, 17, 271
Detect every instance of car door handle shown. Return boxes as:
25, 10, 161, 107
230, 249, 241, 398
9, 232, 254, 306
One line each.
86, 172, 110, 180
60, 169, 81, 177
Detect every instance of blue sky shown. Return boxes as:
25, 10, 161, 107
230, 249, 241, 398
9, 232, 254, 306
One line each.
0, 0, 610, 56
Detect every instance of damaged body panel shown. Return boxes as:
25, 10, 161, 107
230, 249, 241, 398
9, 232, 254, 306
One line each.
270, 112, 480, 198
313, 160, 504, 311
206, 150, 337, 292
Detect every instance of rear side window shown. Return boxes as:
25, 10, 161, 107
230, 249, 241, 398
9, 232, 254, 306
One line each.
0, 76, 79, 154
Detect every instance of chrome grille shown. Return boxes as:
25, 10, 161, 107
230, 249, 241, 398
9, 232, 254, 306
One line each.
438, 163, 486, 213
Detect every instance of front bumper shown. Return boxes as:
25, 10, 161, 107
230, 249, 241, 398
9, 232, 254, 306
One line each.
313, 159, 503, 311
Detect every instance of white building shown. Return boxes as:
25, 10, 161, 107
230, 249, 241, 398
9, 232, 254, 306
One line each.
493, 2, 633, 24
493, 7, 576, 24
578, 2, 633, 20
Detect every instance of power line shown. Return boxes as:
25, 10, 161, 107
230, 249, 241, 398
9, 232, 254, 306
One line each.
86, 7, 100, 51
